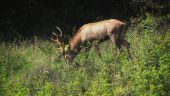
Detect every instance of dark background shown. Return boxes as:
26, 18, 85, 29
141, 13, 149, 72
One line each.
0, 0, 169, 41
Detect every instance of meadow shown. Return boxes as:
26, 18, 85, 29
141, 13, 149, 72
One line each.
0, 14, 170, 96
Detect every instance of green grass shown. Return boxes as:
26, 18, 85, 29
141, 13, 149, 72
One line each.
0, 14, 170, 96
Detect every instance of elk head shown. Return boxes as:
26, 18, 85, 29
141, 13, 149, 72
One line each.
50, 26, 75, 63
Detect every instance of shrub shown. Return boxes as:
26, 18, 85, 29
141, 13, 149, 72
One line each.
0, 14, 169, 95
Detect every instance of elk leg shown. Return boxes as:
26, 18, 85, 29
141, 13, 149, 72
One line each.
121, 39, 132, 60
94, 37, 109, 58
94, 45, 101, 57
84, 42, 92, 59
115, 41, 122, 62
109, 35, 121, 61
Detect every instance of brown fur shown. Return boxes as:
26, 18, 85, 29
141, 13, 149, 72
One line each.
53, 19, 131, 63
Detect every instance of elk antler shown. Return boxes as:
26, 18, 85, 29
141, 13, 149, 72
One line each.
56, 26, 63, 36
50, 26, 65, 52
52, 32, 58, 36
50, 36, 65, 51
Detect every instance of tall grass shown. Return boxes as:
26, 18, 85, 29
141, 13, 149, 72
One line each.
0, 14, 170, 96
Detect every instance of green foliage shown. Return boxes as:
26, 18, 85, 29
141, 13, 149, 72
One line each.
0, 14, 170, 95
126, 13, 170, 95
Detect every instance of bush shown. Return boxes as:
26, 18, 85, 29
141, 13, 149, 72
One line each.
0, 14, 169, 95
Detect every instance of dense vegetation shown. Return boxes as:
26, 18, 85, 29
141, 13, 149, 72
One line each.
0, 14, 170, 95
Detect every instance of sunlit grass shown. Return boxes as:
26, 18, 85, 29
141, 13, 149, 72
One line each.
0, 14, 170, 95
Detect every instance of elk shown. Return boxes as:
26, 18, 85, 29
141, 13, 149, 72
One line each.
51, 19, 131, 63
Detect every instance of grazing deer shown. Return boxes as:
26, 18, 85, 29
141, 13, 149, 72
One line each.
51, 19, 131, 63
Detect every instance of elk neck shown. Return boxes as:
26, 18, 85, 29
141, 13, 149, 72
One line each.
69, 31, 82, 52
